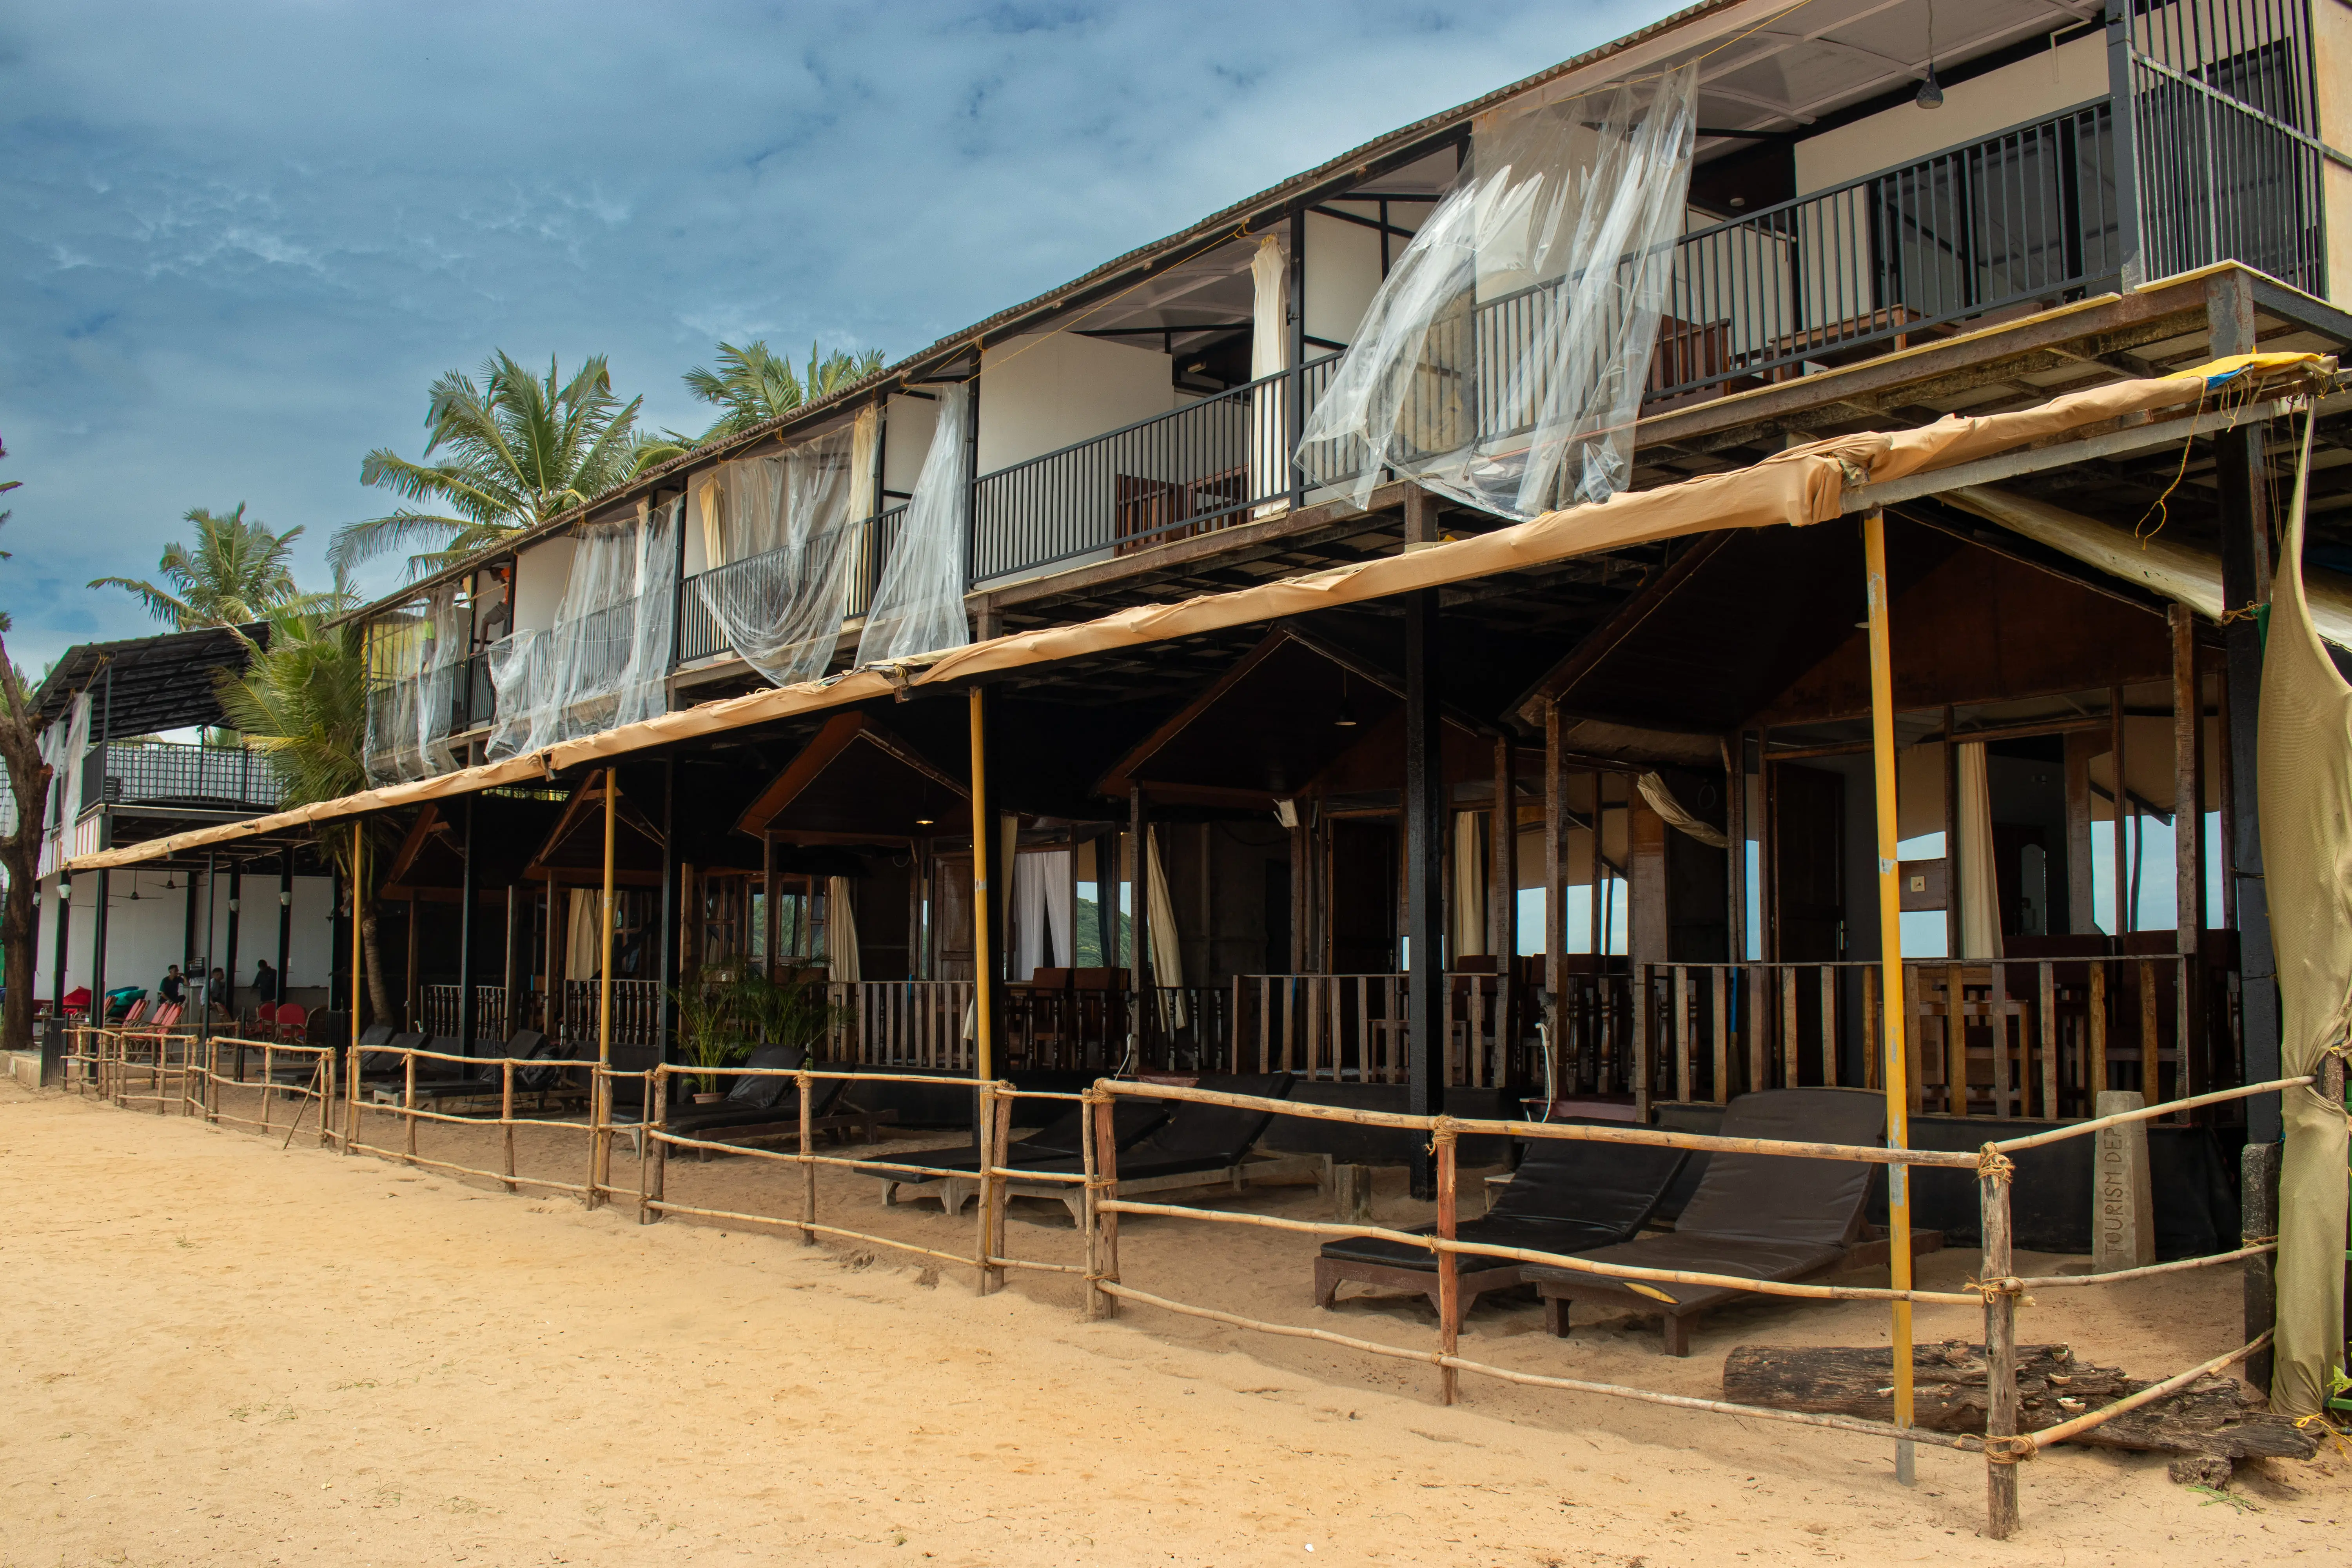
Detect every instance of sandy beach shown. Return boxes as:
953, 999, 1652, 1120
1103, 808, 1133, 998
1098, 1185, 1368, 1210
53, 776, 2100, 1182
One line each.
2, 1073, 2341, 1566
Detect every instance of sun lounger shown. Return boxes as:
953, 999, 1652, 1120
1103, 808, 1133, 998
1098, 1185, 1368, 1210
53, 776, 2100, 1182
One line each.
1523, 1087, 1908, 1356
368, 1031, 558, 1107
1001, 1074, 1324, 1224
1311, 1128, 1688, 1330
626, 1046, 899, 1158
867, 1097, 1170, 1215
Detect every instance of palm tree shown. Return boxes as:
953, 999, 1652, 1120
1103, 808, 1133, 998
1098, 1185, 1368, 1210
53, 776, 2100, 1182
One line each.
89, 504, 309, 630
331, 352, 680, 581
682, 339, 886, 442
213, 612, 395, 1024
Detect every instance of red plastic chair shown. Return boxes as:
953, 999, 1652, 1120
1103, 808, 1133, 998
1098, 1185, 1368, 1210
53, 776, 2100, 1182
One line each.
272, 1003, 308, 1043
62, 987, 92, 1020
251, 1002, 278, 1036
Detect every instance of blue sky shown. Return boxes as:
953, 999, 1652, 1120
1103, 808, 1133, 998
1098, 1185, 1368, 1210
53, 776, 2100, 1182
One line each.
0, 0, 1669, 676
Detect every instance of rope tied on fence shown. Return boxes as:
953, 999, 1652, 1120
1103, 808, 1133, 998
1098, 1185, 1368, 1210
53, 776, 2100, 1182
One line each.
1982, 1432, 2040, 1465
1975, 1143, 2016, 1183
1425, 1115, 1463, 1156
1965, 1275, 2030, 1302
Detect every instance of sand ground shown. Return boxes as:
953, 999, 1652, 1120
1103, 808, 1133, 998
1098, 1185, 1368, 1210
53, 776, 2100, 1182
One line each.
2, 1073, 2344, 1566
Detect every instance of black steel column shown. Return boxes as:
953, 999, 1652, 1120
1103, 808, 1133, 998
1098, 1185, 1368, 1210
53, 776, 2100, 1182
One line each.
1128, 786, 1149, 1065
181, 865, 198, 981
2210, 274, 2280, 1140
276, 849, 294, 1003
1287, 208, 1307, 512
200, 853, 217, 1041
51, 875, 71, 1024
1403, 586, 1445, 1199
222, 869, 242, 1024
90, 870, 110, 1025
457, 792, 480, 1052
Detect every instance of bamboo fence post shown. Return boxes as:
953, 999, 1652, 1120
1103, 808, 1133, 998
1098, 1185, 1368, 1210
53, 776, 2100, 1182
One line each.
985, 1084, 1013, 1293
1980, 1147, 2022, 1539
501, 1060, 517, 1194
260, 1043, 274, 1132
2038, 963, 2058, 1120
642, 1065, 668, 1225
1435, 1125, 1461, 1407
1094, 1086, 1122, 1318
800, 1069, 818, 1248
1082, 1085, 1107, 1321
320, 1047, 336, 1149
403, 1051, 418, 1165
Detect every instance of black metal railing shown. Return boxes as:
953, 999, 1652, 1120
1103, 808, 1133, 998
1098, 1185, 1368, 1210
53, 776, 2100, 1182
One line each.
80, 740, 285, 815
969, 354, 1344, 583
675, 504, 908, 666
1651, 102, 2125, 401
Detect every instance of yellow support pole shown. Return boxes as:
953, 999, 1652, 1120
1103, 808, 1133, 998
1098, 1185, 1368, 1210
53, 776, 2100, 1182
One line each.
1864, 507, 1918, 1486
967, 689, 994, 1088
593, 768, 617, 1206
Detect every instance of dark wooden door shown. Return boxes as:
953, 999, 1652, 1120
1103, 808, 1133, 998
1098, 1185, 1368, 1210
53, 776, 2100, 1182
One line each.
1327, 818, 1397, 973
1771, 763, 1845, 962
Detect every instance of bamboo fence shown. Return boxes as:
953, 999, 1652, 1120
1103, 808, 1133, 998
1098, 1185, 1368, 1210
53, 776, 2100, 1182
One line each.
47, 1031, 2312, 1544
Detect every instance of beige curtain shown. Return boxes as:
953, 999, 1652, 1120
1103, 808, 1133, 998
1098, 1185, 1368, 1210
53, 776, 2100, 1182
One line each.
1451, 812, 1485, 960
2256, 411, 2350, 1416
1956, 742, 2003, 960
848, 406, 878, 520
566, 889, 604, 981
1249, 234, 1289, 517
694, 473, 724, 571
1636, 771, 1728, 848
1145, 826, 1187, 1026
826, 875, 860, 982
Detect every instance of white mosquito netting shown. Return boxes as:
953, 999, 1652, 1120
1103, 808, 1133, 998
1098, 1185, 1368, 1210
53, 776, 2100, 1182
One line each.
486, 501, 677, 759
1296, 64, 1698, 519
365, 584, 470, 784
857, 381, 971, 667
692, 416, 875, 689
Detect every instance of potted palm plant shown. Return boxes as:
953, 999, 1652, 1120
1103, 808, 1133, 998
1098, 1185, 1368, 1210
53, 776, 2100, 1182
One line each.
670, 963, 750, 1102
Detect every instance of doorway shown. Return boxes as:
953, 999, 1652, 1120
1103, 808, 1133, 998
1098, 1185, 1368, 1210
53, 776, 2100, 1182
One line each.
1327, 818, 1397, 974
1771, 763, 1846, 961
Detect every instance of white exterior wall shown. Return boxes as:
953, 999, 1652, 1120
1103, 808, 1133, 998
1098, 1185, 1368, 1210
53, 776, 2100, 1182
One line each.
976, 333, 1174, 477
882, 390, 942, 501
1795, 36, 2108, 196
512, 535, 578, 635
1303, 210, 1385, 349
34, 866, 336, 1005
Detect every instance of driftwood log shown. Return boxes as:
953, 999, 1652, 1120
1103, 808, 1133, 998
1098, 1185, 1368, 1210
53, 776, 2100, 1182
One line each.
1722, 1341, 2317, 1461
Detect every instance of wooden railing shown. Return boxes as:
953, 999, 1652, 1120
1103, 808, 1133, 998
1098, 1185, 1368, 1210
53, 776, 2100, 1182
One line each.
825, 979, 975, 1072
1228, 973, 1534, 1087
559, 979, 662, 1054
417, 983, 508, 1042
1637, 953, 2241, 1121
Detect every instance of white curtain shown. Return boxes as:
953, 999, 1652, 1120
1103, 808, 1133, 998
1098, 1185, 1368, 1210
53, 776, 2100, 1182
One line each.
1145, 827, 1187, 1027
1956, 742, 2004, 960
40, 695, 90, 877
367, 583, 469, 784
826, 875, 861, 982
694, 426, 862, 689
487, 501, 677, 759
1012, 850, 1073, 980
857, 381, 972, 665
1297, 63, 1698, 518
1249, 234, 1290, 516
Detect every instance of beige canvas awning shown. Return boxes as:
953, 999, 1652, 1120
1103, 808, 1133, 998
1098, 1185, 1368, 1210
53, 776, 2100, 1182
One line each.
69, 352, 2333, 873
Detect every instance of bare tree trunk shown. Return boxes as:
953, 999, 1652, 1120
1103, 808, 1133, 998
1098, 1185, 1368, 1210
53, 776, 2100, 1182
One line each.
361, 898, 392, 1027
0, 632, 56, 1055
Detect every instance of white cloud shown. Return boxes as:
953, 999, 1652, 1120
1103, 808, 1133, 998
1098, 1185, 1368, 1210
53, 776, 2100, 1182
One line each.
0, 0, 1675, 669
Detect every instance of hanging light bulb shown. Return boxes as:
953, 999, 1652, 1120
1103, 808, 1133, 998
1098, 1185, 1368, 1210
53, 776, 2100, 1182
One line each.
1333, 671, 1359, 728
1916, 2, 1944, 109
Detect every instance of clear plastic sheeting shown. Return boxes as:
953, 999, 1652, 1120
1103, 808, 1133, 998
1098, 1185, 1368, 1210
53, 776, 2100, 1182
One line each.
365, 583, 469, 784
693, 424, 863, 688
856, 381, 971, 668
1298, 64, 1698, 519
486, 501, 677, 759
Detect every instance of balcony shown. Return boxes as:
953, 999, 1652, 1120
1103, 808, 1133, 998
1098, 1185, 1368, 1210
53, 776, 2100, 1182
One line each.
675, 504, 907, 666
80, 740, 286, 817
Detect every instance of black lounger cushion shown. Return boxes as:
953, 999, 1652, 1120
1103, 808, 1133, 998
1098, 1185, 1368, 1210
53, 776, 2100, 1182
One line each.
722, 1044, 805, 1110
1520, 1087, 1887, 1312
861, 1098, 1167, 1183
1033, 1073, 1296, 1182
1318, 1129, 1686, 1271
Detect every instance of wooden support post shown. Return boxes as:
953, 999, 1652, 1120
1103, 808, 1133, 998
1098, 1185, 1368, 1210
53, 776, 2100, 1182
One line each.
1863, 508, 1918, 1486
1082, 1087, 1108, 1319
1092, 1090, 1121, 1318
643, 1067, 669, 1226
1435, 1126, 1460, 1407
1543, 703, 1566, 1103
970, 690, 998, 1099
2109, 685, 2129, 937
348, 820, 365, 1151
403, 1051, 418, 1165
1489, 735, 1515, 975
1403, 586, 1444, 1198
982, 1083, 1012, 1293
1981, 1153, 2022, 1539
592, 769, 617, 1210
